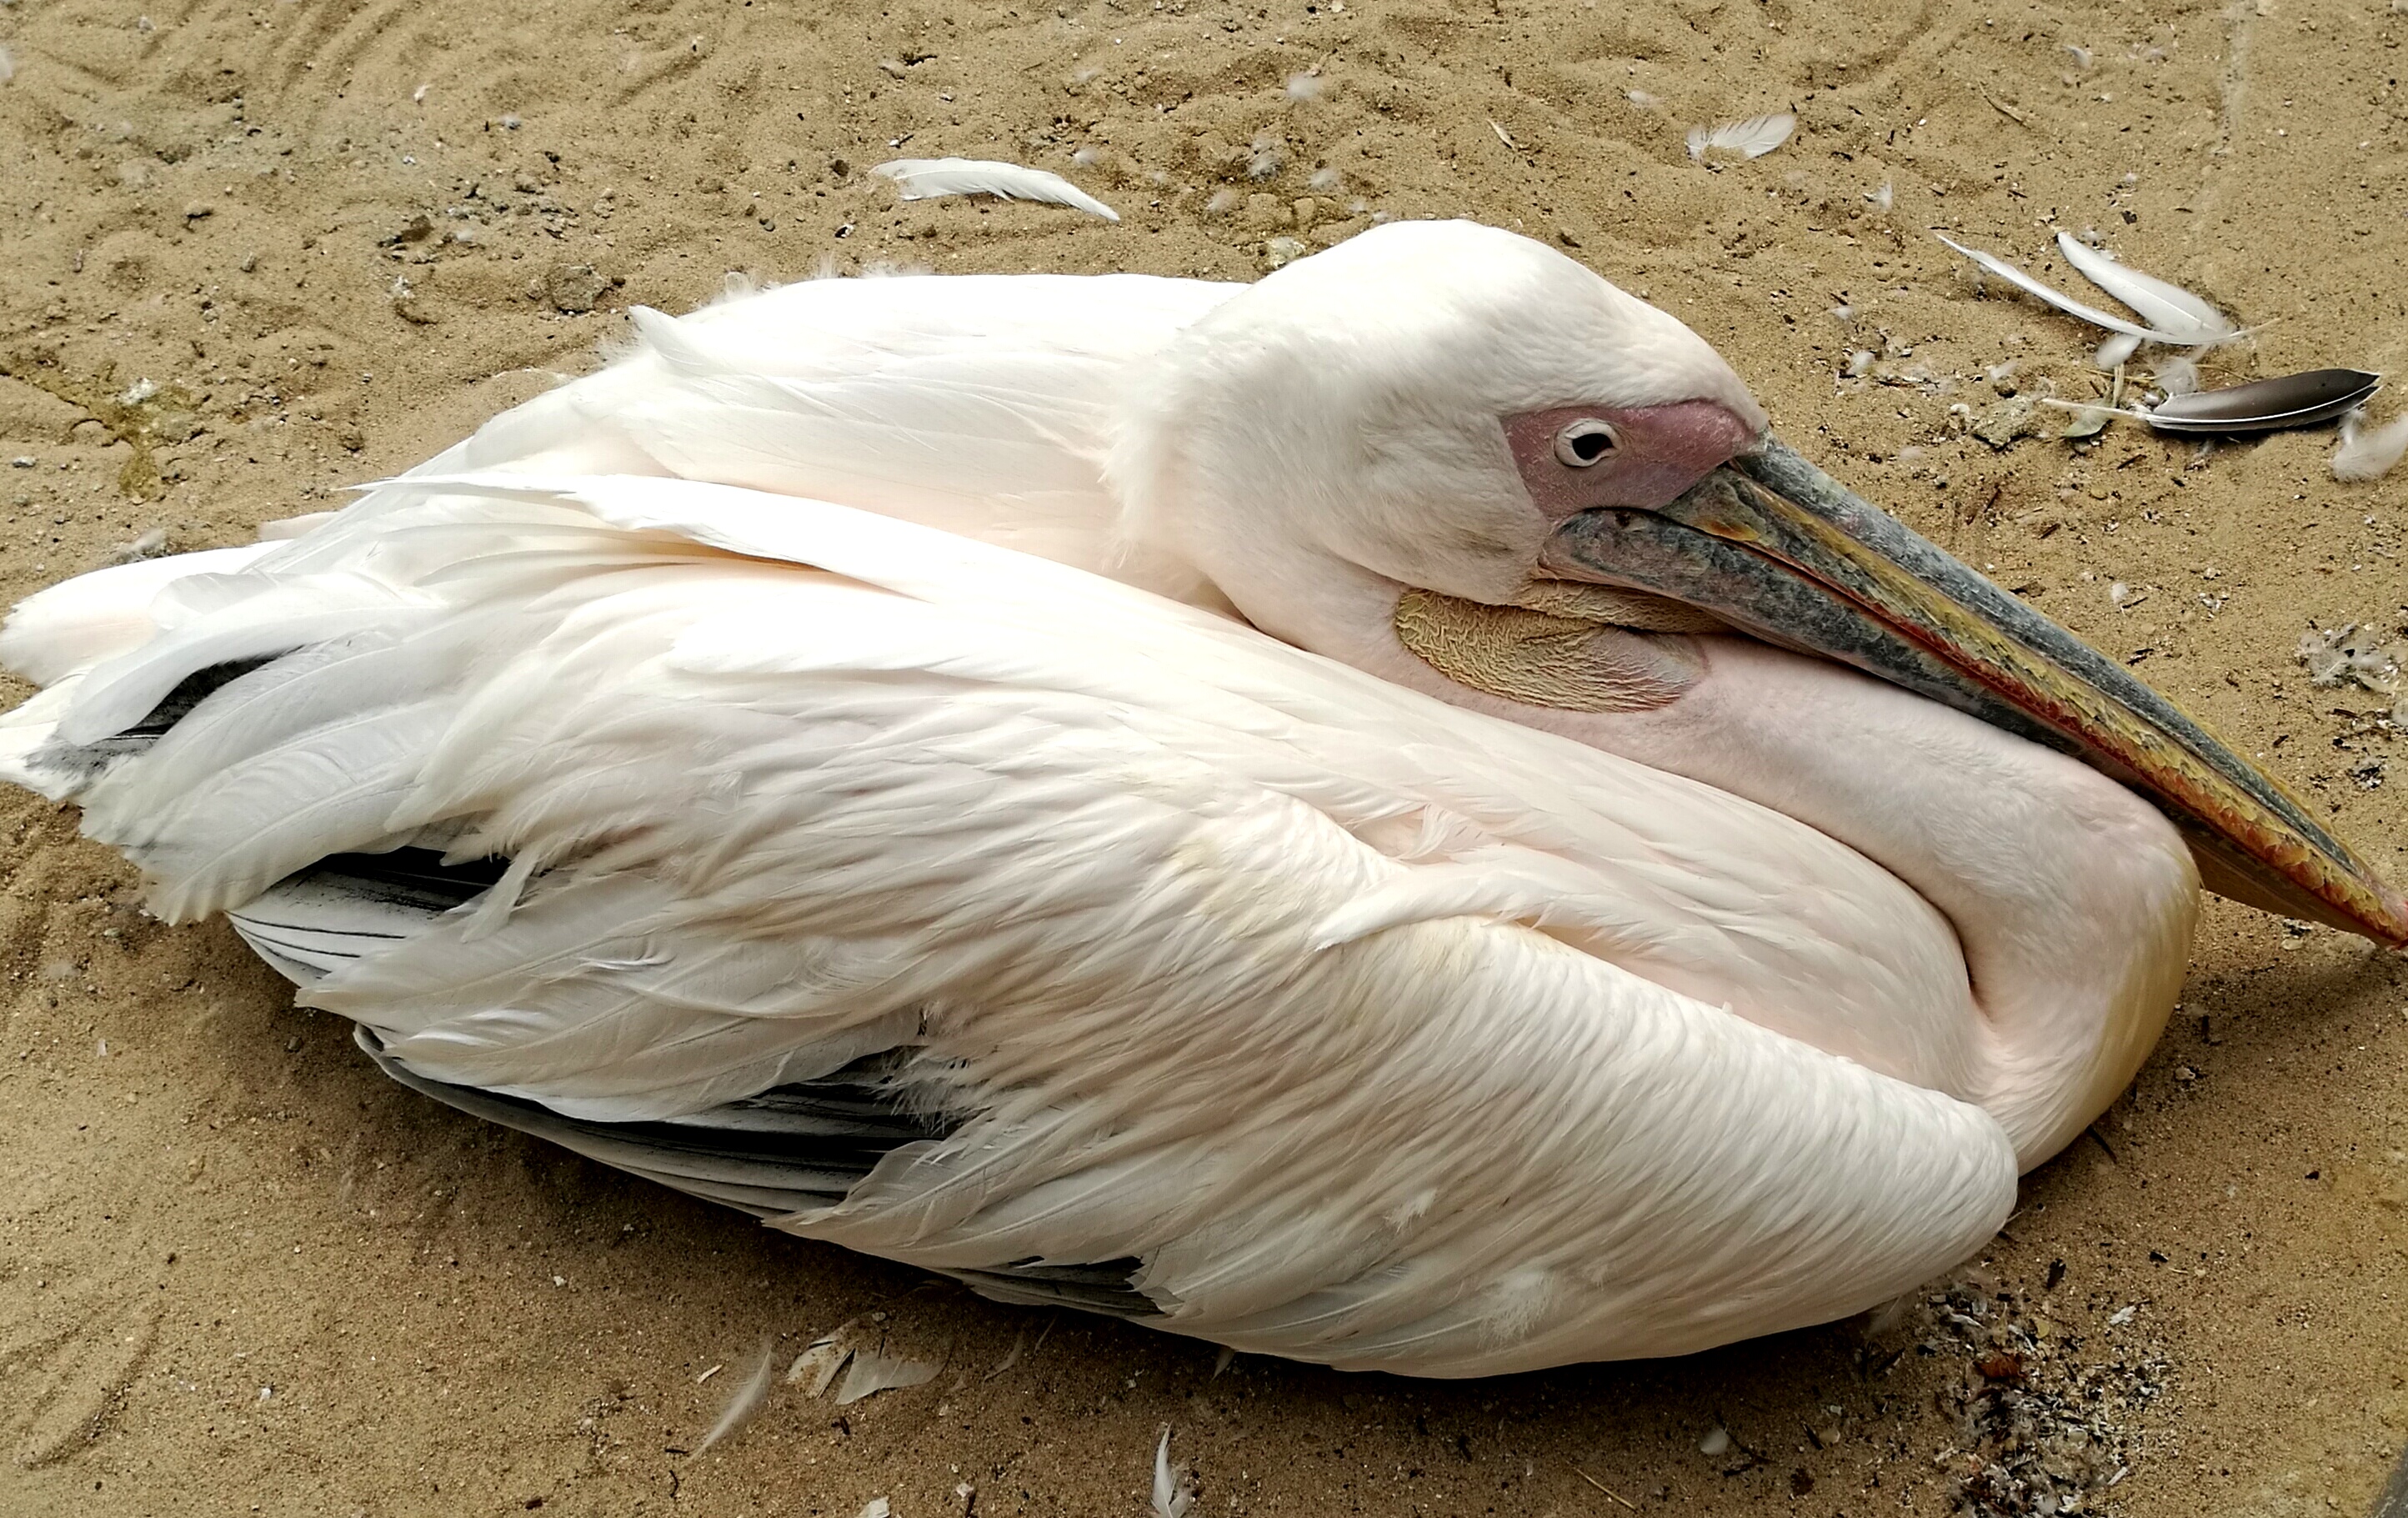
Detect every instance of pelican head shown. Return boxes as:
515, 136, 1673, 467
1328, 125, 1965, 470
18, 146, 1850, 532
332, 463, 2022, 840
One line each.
1116, 219, 1767, 610
1116, 218, 2406, 960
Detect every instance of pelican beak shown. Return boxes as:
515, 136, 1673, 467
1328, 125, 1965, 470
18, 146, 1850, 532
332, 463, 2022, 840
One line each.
1539, 435, 2408, 947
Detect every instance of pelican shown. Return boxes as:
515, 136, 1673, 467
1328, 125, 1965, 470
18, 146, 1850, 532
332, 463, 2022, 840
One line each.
1, 221, 2397, 1378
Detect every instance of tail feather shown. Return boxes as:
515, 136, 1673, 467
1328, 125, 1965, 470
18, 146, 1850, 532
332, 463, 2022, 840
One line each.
0, 544, 280, 687
0, 680, 87, 799
57, 573, 424, 746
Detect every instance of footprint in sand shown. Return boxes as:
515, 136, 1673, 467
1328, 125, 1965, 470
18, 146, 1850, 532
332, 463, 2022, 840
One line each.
0, 1269, 161, 1468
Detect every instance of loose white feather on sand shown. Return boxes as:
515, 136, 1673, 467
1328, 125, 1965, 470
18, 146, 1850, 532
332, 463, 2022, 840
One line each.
2335, 408, 2408, 482
870, 158, 1120, 221
2152, 356, 2202, 398
1153, 1429, 1198, 1518
1935, 235, 2194, 343
2093, 333, 2142, 369
983, 1329, 1027, 1381
694, 1340, 778, 1453
834, 1349, 941, 1405
2051, 233, 2235, 346
1684, 112, 1795, 163
786, 1332, 852, 1396
2297, 624, 2405, 732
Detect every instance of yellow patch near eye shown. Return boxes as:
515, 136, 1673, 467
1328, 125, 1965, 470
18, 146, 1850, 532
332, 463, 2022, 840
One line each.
1392, 586, 1706, 713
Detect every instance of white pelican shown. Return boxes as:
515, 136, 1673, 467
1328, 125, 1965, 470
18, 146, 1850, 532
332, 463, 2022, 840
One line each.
1, 222, 2398, 1378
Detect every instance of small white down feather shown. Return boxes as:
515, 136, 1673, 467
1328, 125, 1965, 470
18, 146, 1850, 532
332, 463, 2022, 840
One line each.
2334, 408, 2408, 483
871, 158, 1120, 221
1684, 113, 1795, 163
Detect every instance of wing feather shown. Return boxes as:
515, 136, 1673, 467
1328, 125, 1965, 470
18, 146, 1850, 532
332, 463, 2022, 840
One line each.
2052, 232, 2235, 347
1935, 234, 2195, 343
389, 272, 1236, 600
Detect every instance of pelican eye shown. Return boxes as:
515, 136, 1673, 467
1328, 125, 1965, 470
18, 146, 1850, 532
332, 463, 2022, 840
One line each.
1553, 419, 1621, 468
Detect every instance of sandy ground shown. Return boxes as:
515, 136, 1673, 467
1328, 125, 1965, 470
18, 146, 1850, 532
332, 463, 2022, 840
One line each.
2, 0, 2406, 1512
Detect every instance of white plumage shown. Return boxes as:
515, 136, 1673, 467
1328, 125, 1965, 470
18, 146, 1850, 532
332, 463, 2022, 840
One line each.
404, 263, 1232, 603
1, 471, 2012, 1375
8, 219, 2345, 1376
1153, 1429, 1197, 1518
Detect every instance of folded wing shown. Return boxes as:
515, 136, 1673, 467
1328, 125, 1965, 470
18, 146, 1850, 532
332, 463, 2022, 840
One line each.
0, 474, 2011, 1375
395, 271, 1239, 602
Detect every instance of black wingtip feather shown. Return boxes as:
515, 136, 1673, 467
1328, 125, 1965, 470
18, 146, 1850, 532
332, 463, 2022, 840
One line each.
350, 1025, 1156, 1317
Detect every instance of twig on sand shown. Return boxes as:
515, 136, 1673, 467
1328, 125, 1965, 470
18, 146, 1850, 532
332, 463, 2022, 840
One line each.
1573, 1465, 1640, 1510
